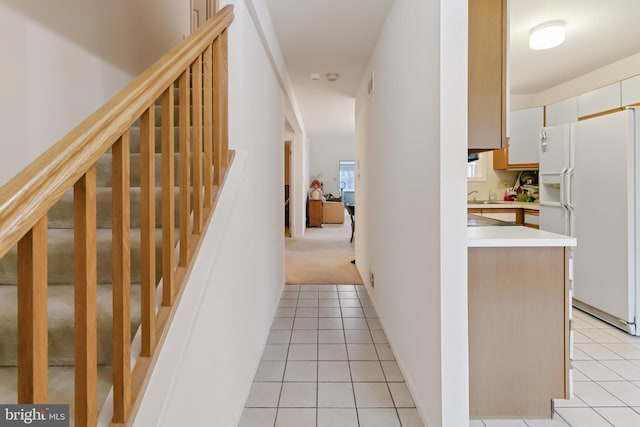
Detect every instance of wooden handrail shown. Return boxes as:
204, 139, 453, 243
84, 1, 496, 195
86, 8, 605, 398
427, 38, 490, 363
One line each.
0, 5, 234, 426
0, 5, 234, 260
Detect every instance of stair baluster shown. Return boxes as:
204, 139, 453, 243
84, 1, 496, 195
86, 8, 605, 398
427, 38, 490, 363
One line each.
111, 133, 132, 423
140, 107, 157, 359
17, 217, 49, 404
73, 167, 98, 427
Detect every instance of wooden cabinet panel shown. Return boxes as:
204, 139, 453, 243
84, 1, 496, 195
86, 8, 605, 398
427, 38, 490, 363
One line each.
469, 246, 569, 418
524, 209, 540, 229
307, 200, 323, 227
468, 0, 506, 151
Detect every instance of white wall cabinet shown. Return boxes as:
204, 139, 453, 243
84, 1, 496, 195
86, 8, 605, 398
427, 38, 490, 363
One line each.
621, 75, 640, 107
546, 97, 578, 126
577, 82, 621, 118
494, 106, 542, 169
508, 107, 543, 165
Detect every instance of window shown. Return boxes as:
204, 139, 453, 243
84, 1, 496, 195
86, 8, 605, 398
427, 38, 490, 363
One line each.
339, 160, 355, 205
468, 152, 487, 182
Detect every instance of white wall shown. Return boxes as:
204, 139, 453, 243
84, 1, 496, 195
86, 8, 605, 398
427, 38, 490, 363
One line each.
355, 0, 469, 425
132, 1, 286, 425
0, 0, 189, 186
239, 0, 308, 239
309, 137, 355, 197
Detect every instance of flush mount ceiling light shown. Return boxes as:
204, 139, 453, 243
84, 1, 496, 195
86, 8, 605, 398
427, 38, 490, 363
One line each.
529, 21, 565, 50
326, 73, 340, 82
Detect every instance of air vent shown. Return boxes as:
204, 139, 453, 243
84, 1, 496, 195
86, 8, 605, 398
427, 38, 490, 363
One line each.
368, 72, 374, 98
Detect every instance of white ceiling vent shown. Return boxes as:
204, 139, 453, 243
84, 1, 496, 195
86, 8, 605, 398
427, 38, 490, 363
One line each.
368, 72, 375, 98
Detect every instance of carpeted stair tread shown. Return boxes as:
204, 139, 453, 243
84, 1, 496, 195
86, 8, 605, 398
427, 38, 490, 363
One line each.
0, 285, 141, 366
96, 152, 175, 188
48, 187, 190, 229
0, 366, 113, 426
0, 229, 164, 286
95, 152, 211, 188
0, 81, 202, 410
128, 126, 184, 154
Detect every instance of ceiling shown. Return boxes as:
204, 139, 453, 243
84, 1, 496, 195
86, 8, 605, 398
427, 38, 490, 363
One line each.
510, 0, 640, 94
266, 0, 640, 139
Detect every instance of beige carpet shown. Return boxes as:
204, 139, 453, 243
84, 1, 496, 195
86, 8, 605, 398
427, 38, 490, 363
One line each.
285, 213, 363, 285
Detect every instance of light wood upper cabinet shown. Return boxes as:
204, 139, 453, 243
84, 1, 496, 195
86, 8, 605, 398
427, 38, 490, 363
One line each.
468, 0, 507, 152
494, 106, 542, 169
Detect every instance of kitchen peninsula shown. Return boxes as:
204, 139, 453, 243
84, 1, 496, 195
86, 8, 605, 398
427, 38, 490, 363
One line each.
467, 224, 576, 419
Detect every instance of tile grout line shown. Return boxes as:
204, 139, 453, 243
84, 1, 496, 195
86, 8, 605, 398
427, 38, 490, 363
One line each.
273, 286, 298, 426
342, 285, 362, 427
316, 286, 320, 427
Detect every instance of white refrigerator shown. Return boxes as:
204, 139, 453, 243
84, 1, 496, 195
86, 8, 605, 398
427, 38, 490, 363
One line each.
539, 108, 640, 336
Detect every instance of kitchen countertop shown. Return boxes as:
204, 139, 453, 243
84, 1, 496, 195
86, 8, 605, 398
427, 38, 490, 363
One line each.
467, 201, 539, 210
468, 225, 576, 248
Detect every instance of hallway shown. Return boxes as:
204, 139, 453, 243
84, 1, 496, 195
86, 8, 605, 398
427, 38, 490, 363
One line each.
285, 212, 362, 285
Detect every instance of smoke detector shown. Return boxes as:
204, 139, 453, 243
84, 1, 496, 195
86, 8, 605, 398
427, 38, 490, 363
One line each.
326, 73, 340, 82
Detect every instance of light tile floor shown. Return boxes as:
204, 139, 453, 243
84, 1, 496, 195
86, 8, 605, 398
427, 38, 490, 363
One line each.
240, 285, 640, 427
239, 284, 423, 427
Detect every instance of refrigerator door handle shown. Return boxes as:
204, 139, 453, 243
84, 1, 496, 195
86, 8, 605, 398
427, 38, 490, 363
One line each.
562, 168, 574, 207
540, 129, 548, 153
564, 168, 575, 236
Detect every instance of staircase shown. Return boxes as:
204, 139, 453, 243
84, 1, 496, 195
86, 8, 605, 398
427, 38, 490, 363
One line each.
0, 100, 186, 420
0, 6, 234, 426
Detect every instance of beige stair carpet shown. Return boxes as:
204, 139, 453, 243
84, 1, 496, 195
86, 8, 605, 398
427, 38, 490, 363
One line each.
0, 92, 189, 423
285, 213, 363, 285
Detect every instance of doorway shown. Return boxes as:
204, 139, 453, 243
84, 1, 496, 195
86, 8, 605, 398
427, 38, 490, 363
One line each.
284, 140, 292, 237
191, 0, 218, 32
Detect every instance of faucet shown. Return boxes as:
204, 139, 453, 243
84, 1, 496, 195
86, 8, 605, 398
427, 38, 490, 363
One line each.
467, 190, 479, 200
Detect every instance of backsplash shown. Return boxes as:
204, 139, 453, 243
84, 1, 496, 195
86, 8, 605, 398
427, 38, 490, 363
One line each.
467, 152, 522, 200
